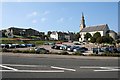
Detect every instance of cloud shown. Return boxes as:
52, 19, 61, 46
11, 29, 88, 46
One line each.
27, 11, 38, 18
41, 17, 46, 22
69, 17, 73, 20
17, 0, 22, 2
32, 19, 37, 23
57, 17, 64, 23
43, 11, 50, 15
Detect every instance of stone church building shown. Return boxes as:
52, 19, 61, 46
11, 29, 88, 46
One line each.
79, 13, 117, 42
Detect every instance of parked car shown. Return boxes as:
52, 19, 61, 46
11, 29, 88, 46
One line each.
93, 48, 105, 54
34, 47, 49, 54
67, 46, 80, 52
56, 41, 62, 44
73, 47, 85, 52
54, 45, 61, 50
0, 44, 6, 48
11, 44, 20, 48
117, 47, 120, 53
60, 44, 67, 50
26, 44, 35, 47
73, 41, 81, 45
44, 42, 55, 45
19, 44, 27, 48
73, 47, 88, 52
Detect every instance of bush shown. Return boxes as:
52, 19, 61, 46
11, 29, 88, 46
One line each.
73, 52, 84, 56
89, 53, 120, 57
12, 50, 22, 53
2, 49, 12, 52
59, 51, 69, 55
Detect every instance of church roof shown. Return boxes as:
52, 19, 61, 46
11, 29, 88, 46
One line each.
80, 24, 109, 32
106, 30, 117, 34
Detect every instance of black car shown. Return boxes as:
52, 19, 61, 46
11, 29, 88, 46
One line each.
105, 47, 118, 53
93, 48, 104, 54
26, 44, 35, 47
35, 47, 49, 54
51, 45, 61, 50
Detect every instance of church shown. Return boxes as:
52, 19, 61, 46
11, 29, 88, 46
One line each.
79, 13, 117, 42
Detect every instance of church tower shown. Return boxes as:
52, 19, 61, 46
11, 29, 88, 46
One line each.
80, 13, 86, 31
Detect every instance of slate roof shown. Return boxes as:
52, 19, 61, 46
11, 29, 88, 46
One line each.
80, 24, 109, 32
106, 30, 117, 34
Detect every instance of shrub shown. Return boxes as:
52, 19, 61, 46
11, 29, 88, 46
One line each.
89, 53, 120, 57
59, 51, 69, 55
12, 50, 21, 53
73, 52, 84, 56
2, 49, 12, 52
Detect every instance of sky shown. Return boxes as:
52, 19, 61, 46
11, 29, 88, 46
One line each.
1, 2, 119, 34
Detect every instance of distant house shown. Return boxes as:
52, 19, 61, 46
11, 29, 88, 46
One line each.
2, 27, 45, 39
50, 31, 74, 41
79, 13, 117, 42
50, 31, 59, 40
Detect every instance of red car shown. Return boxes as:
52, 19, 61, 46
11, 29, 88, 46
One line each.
56, 41, 62, 44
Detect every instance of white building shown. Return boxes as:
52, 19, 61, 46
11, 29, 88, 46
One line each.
50, 31, 59, 40
50, 31, 74, 41
79, 24, 109, 42
79, 13, 115, 42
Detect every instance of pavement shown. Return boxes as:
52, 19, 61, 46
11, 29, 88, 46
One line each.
1, 52, 119, 79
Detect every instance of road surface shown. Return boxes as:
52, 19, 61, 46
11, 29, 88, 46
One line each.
1, 53, 119, 79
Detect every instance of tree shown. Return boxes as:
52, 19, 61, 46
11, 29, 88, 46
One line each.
75, 32, 80, 41
84, 33, 92, 41
96, 37, 102, 44
90, 37, 96, 43
101, 36, 114, 44
2, 31, 7, 37
47, 31, 52, 37
93, 32, 101, 40
116, 40, 120, 44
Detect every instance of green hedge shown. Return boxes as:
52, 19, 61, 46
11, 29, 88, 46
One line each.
1, 49, 120, 57
73, 52, 84, 56
89, 53, 120, 57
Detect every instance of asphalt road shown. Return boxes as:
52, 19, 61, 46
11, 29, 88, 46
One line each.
1, 53, 119, 79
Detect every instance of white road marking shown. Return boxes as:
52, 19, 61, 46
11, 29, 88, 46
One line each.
51, 66, 76, 72
80, 66, 120, 72
94, 69, 120, 72
0, 65, 18, 71
80, 66, 101, 69
94, 67, 120, 72
0, 64, 64, 73
0, 70, 64, 72
3, 64, 47, 67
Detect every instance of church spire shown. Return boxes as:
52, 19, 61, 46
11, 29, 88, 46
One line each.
80, 12, 86, 31
82, 12, 84, 18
